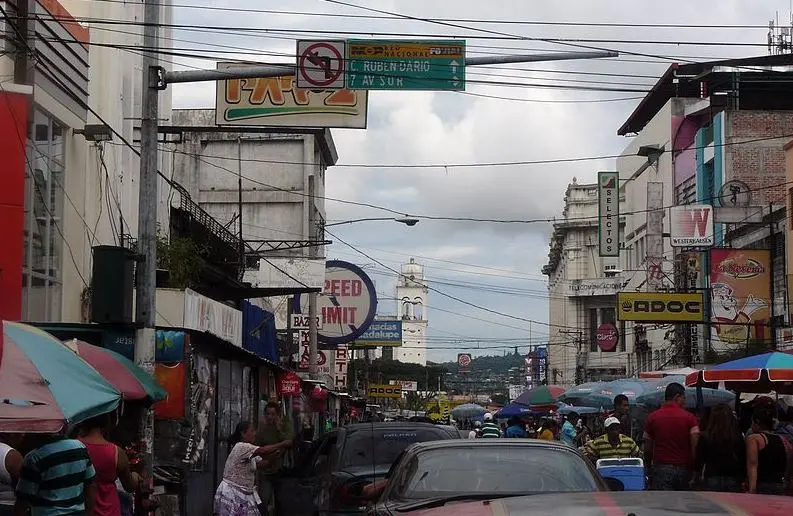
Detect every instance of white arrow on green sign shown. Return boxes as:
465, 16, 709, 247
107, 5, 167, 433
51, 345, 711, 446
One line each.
346, 39, 466, 91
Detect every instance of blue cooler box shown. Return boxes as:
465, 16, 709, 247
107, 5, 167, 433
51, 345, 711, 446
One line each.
596, 458, 645, 491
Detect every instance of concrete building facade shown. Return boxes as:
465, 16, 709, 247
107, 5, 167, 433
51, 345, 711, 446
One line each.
545, 56, 793, 382
0, 0, 173, 324
543, 180, 627, 386
169, 108, 338, 325
618, 57, 793, 364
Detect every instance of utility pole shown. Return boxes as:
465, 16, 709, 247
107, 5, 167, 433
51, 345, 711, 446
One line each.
308, 175, 318, 379
769, 204, 778, 350
237, 137, 244, 277
134, 0, 160, 497
646, 182, 664, 292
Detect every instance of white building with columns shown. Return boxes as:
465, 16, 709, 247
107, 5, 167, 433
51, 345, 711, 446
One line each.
543, 179, 629, 386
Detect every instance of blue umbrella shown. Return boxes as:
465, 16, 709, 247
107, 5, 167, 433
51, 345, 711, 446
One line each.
494, 402, 534, 418
646, 375, 687, 392
601, 379, 652, 398
636, 387, 734, 410
557, 403, 600, 416
450, 403, 486, 419
558, 382, 607, 405
560, 379, 654, 409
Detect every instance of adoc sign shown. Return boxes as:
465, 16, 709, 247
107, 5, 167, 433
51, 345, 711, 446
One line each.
617, 292, 704, 322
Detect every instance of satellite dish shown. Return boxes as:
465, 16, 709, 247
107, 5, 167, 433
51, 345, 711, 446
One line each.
716, 180, 751, 207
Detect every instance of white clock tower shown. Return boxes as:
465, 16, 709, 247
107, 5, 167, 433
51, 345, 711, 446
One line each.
395, 258, 428, 365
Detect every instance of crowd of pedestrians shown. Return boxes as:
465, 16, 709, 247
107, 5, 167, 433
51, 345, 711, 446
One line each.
465, 382, 793, 495
0, 413, 146, 516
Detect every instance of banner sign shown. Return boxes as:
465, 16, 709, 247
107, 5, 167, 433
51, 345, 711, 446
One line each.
710, 249, 771, 345
183, 288, 242, 347
215, 64, 368, 129
390, 380, 418, 392
368, 384, 402, 398
598, 171, 619, 257
617, 292, 705, 322
670, 204, 714, 247
257, 258, 325, 290
353, 320, 402, 347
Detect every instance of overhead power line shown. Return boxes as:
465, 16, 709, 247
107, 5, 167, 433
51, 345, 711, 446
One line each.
30, 12, 775, 48
119, 136, 793, 229
326, 228, 587, 331
142, 131, 793, 171
68, 0, 775, 29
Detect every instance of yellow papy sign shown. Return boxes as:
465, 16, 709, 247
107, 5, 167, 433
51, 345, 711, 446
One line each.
617, 292, 704, 322
368, 384, 402, 399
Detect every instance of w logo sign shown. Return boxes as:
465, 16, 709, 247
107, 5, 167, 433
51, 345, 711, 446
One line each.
670, 204, 714, 247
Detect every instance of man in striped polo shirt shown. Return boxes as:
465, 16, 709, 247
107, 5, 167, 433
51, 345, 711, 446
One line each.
479, 413, 502, 438
14, 436, 96, 516
584, 417, 641, 463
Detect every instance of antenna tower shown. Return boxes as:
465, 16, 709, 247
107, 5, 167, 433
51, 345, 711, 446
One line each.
768, 10, 793, 55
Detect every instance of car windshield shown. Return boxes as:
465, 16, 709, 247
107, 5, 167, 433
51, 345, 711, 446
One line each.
389, 446, 601, 500
341, 428, 448, 468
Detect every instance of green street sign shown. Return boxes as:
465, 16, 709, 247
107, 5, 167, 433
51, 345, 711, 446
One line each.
346, 40, 466, 91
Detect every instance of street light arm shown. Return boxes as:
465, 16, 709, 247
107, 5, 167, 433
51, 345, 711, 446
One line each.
324, 217, 397, 227
324, 216, 419, 227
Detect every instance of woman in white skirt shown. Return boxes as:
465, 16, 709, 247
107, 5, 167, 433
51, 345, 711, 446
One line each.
215, 421, 280, 516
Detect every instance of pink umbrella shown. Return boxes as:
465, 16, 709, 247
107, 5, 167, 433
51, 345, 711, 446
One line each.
0, 321, 120, 432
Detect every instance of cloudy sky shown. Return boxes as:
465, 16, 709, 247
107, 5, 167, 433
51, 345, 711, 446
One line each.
168, 0, 787, 361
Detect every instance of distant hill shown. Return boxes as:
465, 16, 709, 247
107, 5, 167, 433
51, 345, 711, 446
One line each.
432, 352, 524, 374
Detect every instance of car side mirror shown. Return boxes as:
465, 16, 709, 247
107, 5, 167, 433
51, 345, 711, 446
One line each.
603, 477, 625, 492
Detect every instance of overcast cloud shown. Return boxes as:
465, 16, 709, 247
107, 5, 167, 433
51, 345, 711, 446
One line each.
169, 0, 787, 361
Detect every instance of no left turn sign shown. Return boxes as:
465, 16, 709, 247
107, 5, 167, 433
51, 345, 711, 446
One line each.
297, 40, 346, 90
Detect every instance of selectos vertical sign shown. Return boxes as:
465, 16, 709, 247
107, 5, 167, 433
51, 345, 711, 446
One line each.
598, 171, 619, 257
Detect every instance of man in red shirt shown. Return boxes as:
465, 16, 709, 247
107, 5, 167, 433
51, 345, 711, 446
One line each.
643, 382, 700, 490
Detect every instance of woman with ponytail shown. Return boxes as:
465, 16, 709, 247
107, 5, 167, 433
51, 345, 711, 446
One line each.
214, 421, 280, 516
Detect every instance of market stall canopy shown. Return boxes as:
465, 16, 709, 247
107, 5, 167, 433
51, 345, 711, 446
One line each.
639, 367, 698, 379
513, 385, 565, 408
0, 321, 121, 432
560, 379, 652, 409
558, 382, 606, 405
450, 403, 487, 419
685, 352, 793, 393
63, 339, 167, 402
636, 387, 734, 410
